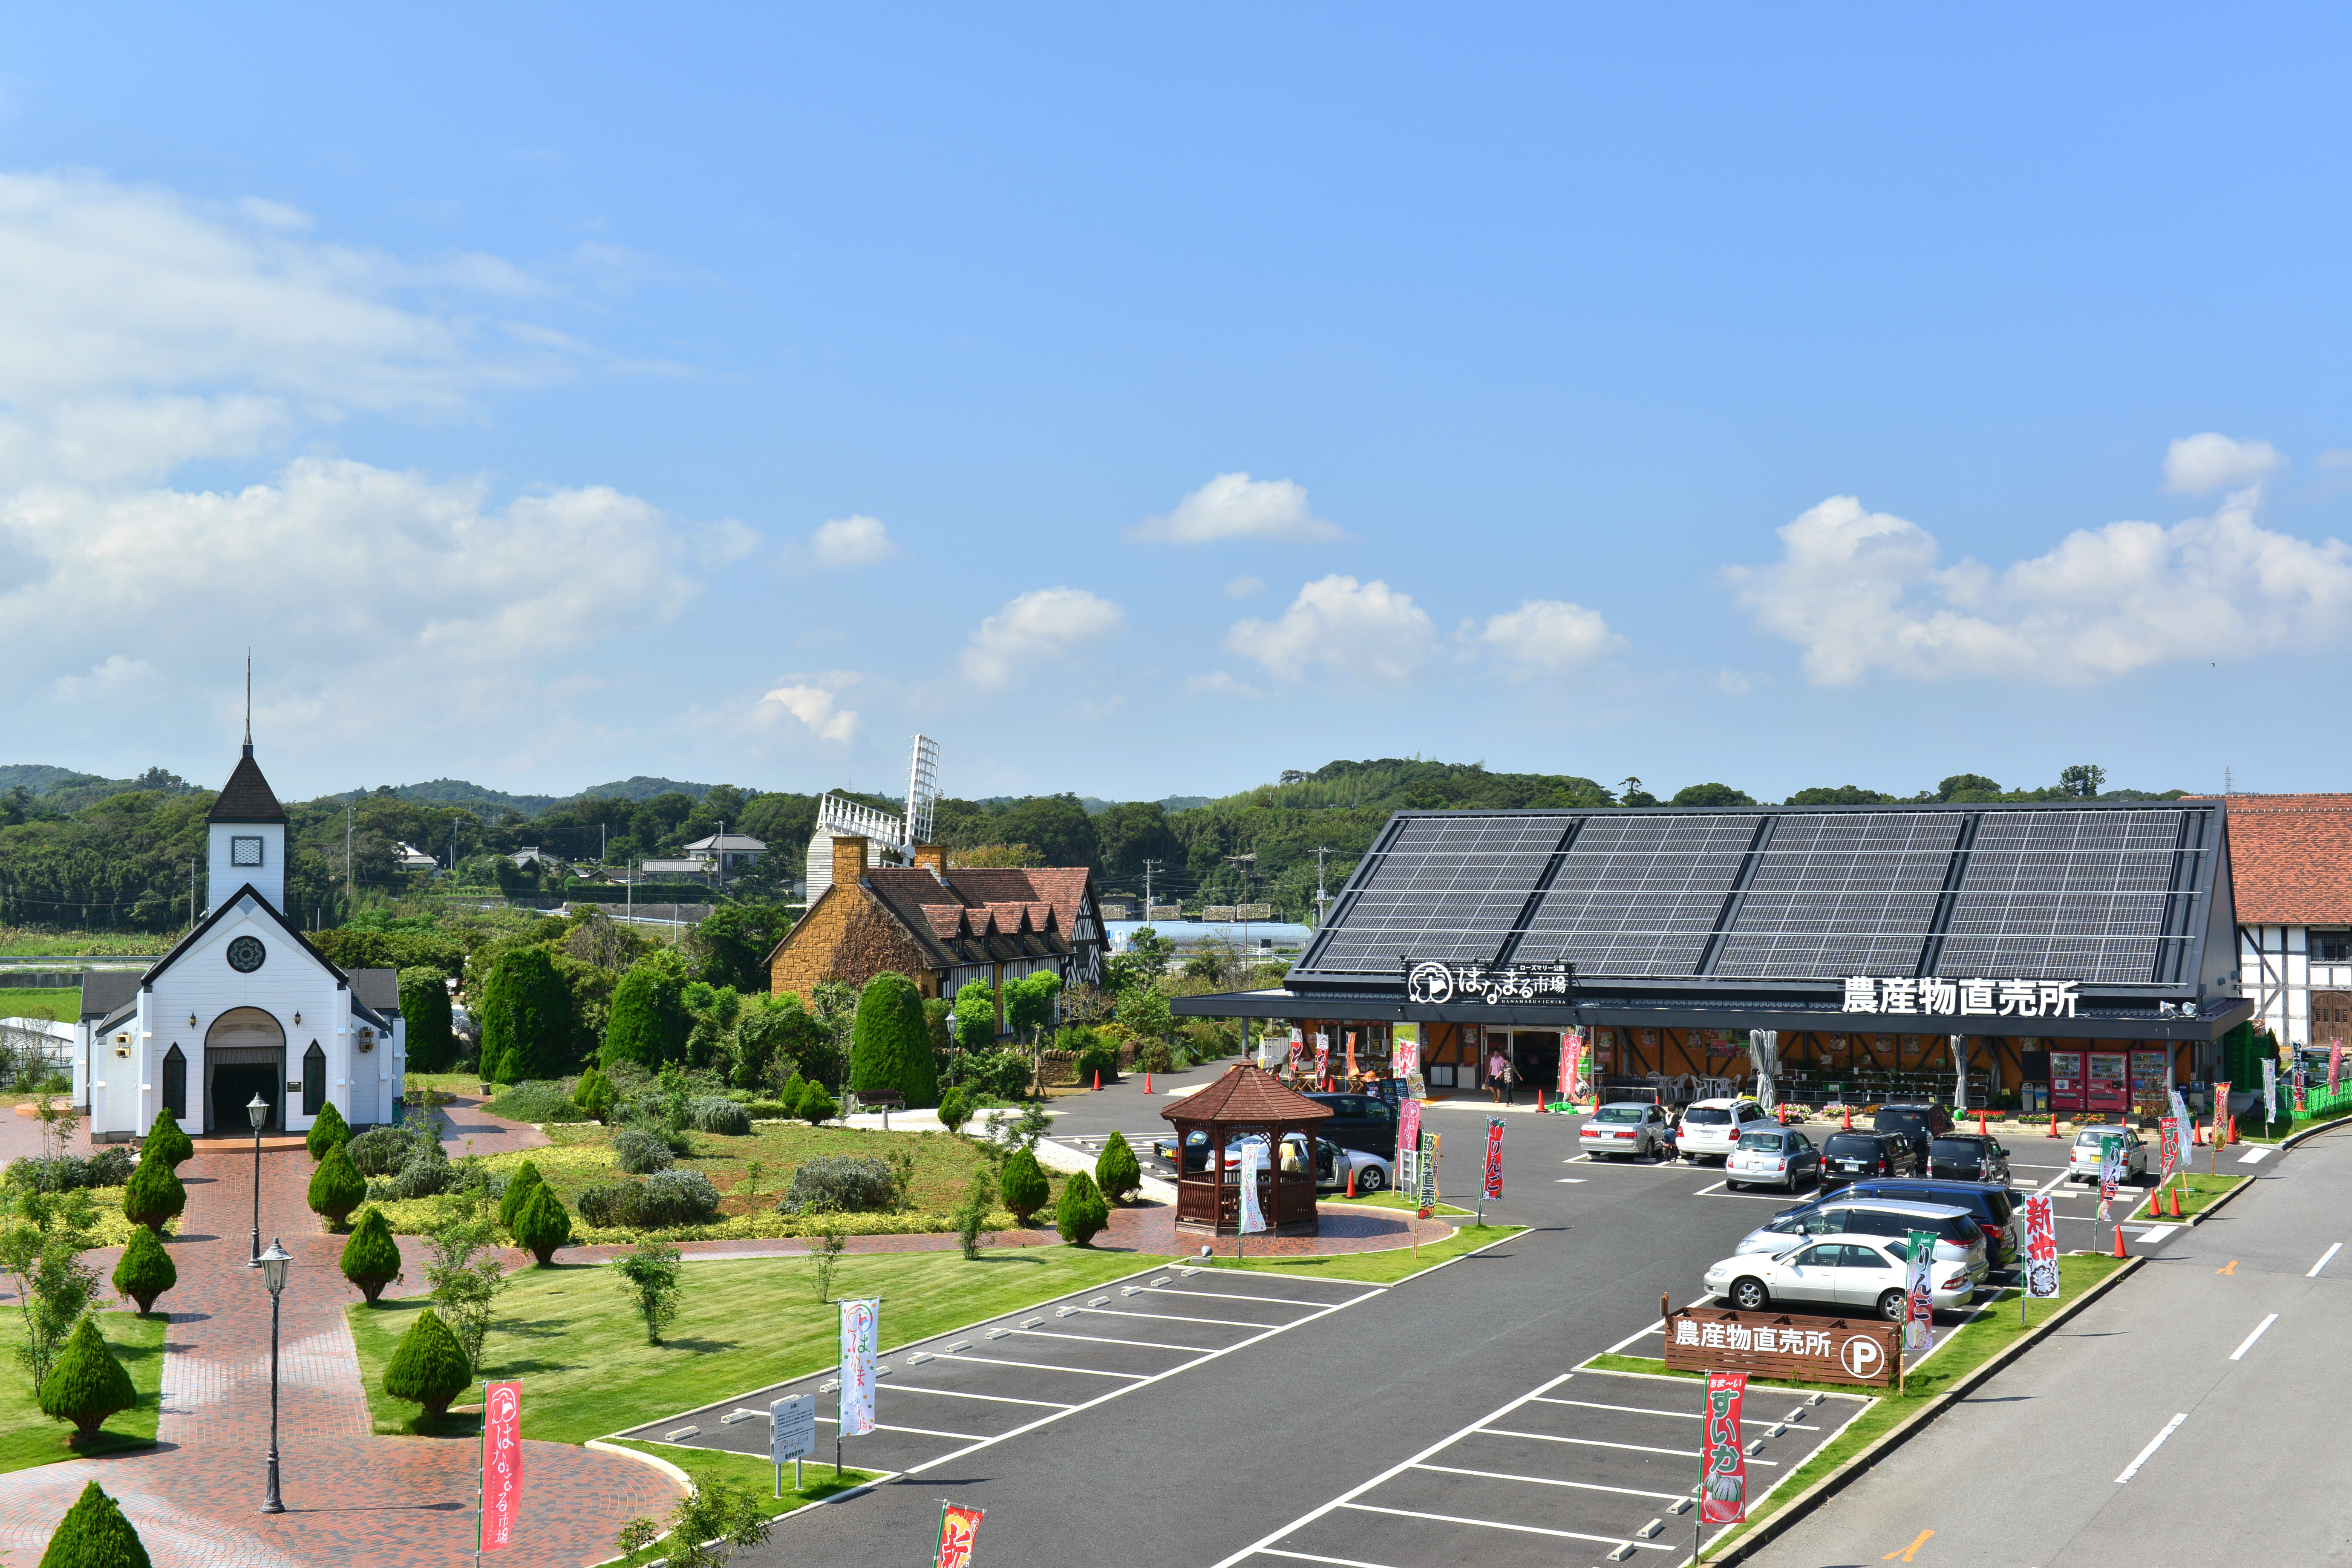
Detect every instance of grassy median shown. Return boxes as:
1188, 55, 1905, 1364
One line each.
2130, 1171, 2248, 1220
600, 1439, 875, 1533
1195, 1221, 1525, 1286
0, 1311, 165, 1473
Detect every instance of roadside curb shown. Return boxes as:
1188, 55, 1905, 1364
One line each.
2281, 1112, 2352, 1149
1704, 1255, 2145, 1565
586, 1437, 695, 1494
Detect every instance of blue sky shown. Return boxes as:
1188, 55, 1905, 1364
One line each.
3, 7, 2349, 804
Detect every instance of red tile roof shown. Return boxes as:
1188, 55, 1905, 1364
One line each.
1160, 1064, 1335, 1126
2208, 795, 2352, 925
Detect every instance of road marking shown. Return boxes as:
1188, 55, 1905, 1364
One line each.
1336, 1503, 1672, 1549
2217, 1260, 2238, 1276
1257, 1551, 1399, 1568
1881, 1529, 1934, 1562
1564, 1154, 1594, 1163
1476, 1427, 1778, 1464
1008, 1328, 1214, 1353
2135, 1228, 2175, 1246
1132, 1286, 1364, 1307
2115, 1413, 2189, 1483
1531, 1395, 1701, 1420
1075, 1306, 1268, 1329
884, 1384, 1075, 1409
2228, 1314, 2279, 1361
1556, 1177, 1587, 1183
1692, 1180, 1728, 1196
1603, 1319, 1667, 1355
927, 1352, 1149, 1381
1413, 1461, 1684, 1502
2238, 1147, 2273, 1165
2309, 1242, 2342, 1278
811, 1415, 987, 1441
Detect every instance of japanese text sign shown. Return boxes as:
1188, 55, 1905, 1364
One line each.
839, 1299, 879, 1438
2159, 1118, 2179, 1182
771, 1394, 815, 1464
1415, 1129, 1438, 1219
1664, 1307, 1896, 1386
2023, 1193, 2059, 1299
1903, 1230, 1936, 1355
935, 1502, 984, 1568
1701, 1372, 1749, 1525
1842, 975, 2078, 1017
1405, 958, 1573, 1006
480, 1380, 521, 1553
1397, 1097, 1421, 1190
1482, 1116, 1505, 1201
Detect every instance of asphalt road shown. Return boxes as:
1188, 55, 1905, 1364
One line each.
1743, 1123, 2349, 1568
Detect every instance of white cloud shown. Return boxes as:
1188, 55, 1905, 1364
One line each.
1712, 668, 1762, 697
1224, 575, 1435, 684
2317, 449, 2352, 470
1129, 473, 1341, 545
1473, 599, 1623, 674
1222, 574, 1266, 597
52, 654, 154, 700
2163, 432, 2285, 494
780, 513, 897, 573
700, 519, 760, 564
757, 678, 861, 743
1185, 670, 1267, 699
1727, 490, 2352, 686
959, 587, 1126, 689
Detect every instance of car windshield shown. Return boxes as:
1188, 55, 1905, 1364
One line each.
1687, 1107, 1732, 1125
2076, 1130, 2121, 1147
1738, 1133, 1785, 1150
1929, 1139, 1983, 1160
1596, 1107, 1644, 1124
1874, 1110, 1927, 1131
1825, 1135, 1882, 1156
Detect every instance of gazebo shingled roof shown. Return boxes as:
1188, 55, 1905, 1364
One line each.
1159, 1064, 1335, 1127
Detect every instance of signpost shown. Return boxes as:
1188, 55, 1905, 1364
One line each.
1661, 1306, 1897, 1387
770, 1394, 815, 1496
837, 1298, 879, 1474
478, 1380, 522, 1560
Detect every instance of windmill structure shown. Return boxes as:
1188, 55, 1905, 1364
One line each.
804, 734, 943, 902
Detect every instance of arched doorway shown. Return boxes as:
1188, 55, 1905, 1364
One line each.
204, 1007, 286, 1133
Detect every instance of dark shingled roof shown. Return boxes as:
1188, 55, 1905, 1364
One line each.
80, 970, 141, 1023
1160, 1064, 1334, 1126
349, 969, 400, 1014
207, 749, 287, 824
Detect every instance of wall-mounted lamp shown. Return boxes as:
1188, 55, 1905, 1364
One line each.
189, 1012, 198, 1028
292, 1011, 301, 1026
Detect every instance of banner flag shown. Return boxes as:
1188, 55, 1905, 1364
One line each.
839, 1299, 879, 1438
1394, 1032, 1418, 1078
2169, 1087, 2192, 1140
935, 1502, 984, 1568
2023, 1194, 2060, 1299
1397, 1097, 1422, 1192
1902, 1229, 1937, 1354
2159, 1117, 2179, 1183
2212, 1081, 2232, 1144
2334, 1043, 2344, 1097
2263, 1058, 2278, 1125
480, 1380, 522, 1553
1482, 1116, 1505, 1201
1314, 1034, 1331, 1084
1700, 1372, 1749, 1524
1238, 1139, 1268, 1234
1415, 1129, 1438, 1219
1557, 1031, 1575, 1104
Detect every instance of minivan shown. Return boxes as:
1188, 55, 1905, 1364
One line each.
1819, 1130, 1916, 1190
1735, 1198, 1988, 1284
1827, 1178, 2021, 1269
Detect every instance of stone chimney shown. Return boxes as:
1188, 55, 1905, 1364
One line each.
912, 843, 947, 875
831, 835, 870, 894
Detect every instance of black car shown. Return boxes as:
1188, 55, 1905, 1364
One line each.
1926, 1134, 2011, 1185
1871, 1103, 1955, 1160
1301, 1092, 1401, 1159
1819, 1130, 1917, 1191
1839, 1177, 2023, 1268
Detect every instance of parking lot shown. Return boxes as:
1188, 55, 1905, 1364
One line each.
617, 1265, 1386, 1481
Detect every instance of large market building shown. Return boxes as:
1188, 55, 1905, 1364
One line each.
1173, 801, 2260, 1116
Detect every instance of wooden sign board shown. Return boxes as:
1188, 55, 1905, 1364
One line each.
1662, 1306, 1897, 1388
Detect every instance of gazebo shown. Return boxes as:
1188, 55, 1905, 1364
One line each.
1161, 1064, 1335, 1238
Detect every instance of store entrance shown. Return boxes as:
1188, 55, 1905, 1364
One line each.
1512, 1032, 1559, 1104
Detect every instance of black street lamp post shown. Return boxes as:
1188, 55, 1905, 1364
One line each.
256, 1237, 292, 1514
246, 1092, 268, 1263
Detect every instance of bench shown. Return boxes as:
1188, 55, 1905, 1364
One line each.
850, 1089, 905, 1126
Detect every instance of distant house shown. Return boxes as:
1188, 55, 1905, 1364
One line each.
508, 846, 561, 870
683, 832, 767, 877
393, 842, 440, 872
635, 858, 708, 878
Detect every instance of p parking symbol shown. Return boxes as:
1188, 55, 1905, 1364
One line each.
1841, 1334, 1884, 1381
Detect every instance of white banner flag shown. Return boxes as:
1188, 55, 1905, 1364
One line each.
1238, 1139, 1268, 1234
838, 1298, 879, 1438
2263, 1058, 2278, 1126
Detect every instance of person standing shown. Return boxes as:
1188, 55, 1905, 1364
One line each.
1488, 1043, 1512, 1105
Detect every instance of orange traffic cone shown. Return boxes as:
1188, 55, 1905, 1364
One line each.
1093, 1069, 1102, 1091
1144, 1073, 1154, 1095
1978, 1109, 1987, 1136
2169, 1184, 2182, 1219
1346, 1162, 1358, 1198
2048, 1113, 2060, 1139
1843, 1106, 1853, 1131
2112, 1224, 2127, 1258
2229, 1115, 2237, 1144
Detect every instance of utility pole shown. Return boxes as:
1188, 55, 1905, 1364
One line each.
345, 803, 354, 907
1313, 845, 1334, 928
1143, 859, 1160, 919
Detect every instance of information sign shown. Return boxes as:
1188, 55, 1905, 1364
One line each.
771, 1394, 815, 1463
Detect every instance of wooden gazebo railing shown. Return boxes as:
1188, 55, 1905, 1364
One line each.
1160, 1064, 1334, 1238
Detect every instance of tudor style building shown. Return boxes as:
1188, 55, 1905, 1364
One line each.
76, 739, 407, 1139
766, 835, 1109, 1032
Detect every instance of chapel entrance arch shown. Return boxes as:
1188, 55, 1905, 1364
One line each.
204, 1007, 286, 1133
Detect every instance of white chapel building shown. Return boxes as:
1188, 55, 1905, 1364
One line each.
77, 741, 407, 1140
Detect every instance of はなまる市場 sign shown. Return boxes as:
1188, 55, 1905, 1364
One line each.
1405, 960, 1573, 1006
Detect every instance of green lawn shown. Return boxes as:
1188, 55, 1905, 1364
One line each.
1321, 1188, 1476, 1217
346, 1242, 1163, 1444
0, 931, 163, 957
1195, 1222, 1525, 1286
2130, 1172, 2249, 1220
600, 1440, 874, 1539
0, 986, 79, 1025
0, 1311, 167, 1473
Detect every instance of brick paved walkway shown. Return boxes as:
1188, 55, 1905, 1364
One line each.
0, 1144, 677, 1567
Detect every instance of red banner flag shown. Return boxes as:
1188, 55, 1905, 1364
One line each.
936, 1502, 984, 1568
1700, 1371, 1748, 1524
480, 1380, 522, 1552
1482, 1116, 1505, 1200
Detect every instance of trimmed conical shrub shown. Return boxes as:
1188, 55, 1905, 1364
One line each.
383, 1306, 472, 1421
1001, 1147, 1049, 1226
511, 1184, 573, 1266
1055, 1169, 1109, 1246
306, 1101, 351, 1161
937, 1084, 971, 1135
573, 1067, 616, 1123
850, 971, 940, 1108
121, 1153, 184, 1237
307, 1143, 367, 1231
36, 1480, 150, 1568
796, 1080, 837, 1126
1095, 1130, 1141, 1204
340, 1207, 403, 1304
497, 1161, 546, 1230
112, 1228, 176, 1314
141, 1110, 193, 1170
38, 1317, 136, 1442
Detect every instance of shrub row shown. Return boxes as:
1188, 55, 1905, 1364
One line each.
577, 1169, 722, 1229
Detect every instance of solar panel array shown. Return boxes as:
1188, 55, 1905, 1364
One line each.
1937, 809, 2193, 983
1712, 812, 1964, 979
1512, 815, 1758, 975
1301, 814, 1565, 976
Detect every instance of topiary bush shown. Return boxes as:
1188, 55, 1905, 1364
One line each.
305, 1101, 351, 1161
141, 1110, 193, 1170
377, 1140, 453, 1200
112, 1227, 177, 1313
483, 1080, 589, 1124
958, 1049, 1034, 1102
775, 1156, 897, 1216
346, 1124, 431, 1177
685, 1096, 751, 1136
795, 1081, 838, 1127
1095, 1130, 1141, 1204
38, 1317, 137, 1443
849, 971, 940, 1109
576, 1170, 721, 1230
1075, 1039, 1121, 1086
306, 1144, 367, 1230
511, 1184, 574, 1264
1055, 1169, 1109, 1246
1000, 1147, 1049, 1227
121, 1153, 185, 1237
496, 1162, 547, 1230
37, 1480, 151, 1568
574, 1066, 617, 1124
383, 1306, 471, 1422
340, 1206, 404, 1303
937, 1085, 971, 1135
611, 1129, 675, 1175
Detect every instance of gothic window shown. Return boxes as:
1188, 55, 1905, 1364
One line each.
161, 1045, 187, 1120
302, 1042, 327, 1116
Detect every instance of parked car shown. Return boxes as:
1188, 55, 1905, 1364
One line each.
1302, 1092, 1401, 1159
1871, 1103, 1955, 1161
1735, 1197, 1987, 1283
1149, 1130, 1392, 1192
1725, 1128, 1822, 1191
1675, 1098, 1775, 1163
1836, 1177, 2022, 1268
1705, 1233, 1974, 1319
2068, 1125, 2149, 1185
1581, 1103, 1674, 1160
1926, 1134, 2011, 1185
1819, 1130, 1917, 1190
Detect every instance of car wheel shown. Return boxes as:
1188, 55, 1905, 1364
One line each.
1357, 1164, 1386, 1192
1877, 1288, 1906, 1322
1727, 1179, 1743, 1191
1730, 1277, 1769, 1311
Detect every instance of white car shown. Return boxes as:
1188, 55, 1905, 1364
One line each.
2068, 1126, 2149, 1185
1676, 1098, 1774, 1163
1580, 1102, 1673, 1159
1725, 1127, 1822, 1191
1704, 1235, 1975, 1320
1156, 1130, 1393, 1192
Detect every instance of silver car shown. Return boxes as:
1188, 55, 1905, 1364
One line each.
1732, 1197, 1988, 1285
1580, 1102, 1672, 1160
2068, 1126, 2148, 1185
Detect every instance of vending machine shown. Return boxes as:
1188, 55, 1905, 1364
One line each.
2047, 1050, 2086, 1113
2130, 1050, 2170, 1114
2086, 1051, 2130, 1116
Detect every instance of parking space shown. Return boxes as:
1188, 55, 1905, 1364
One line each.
615, 1265, 1385, 1481
1212, 1368, 1867, 1568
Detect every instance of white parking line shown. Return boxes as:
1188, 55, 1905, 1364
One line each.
1532, 1396, 1700, 1420
1692, 1180, 1728, 1196
2238, 1147, 2273, 1165
1258, 1551, 1399, 1568
1009, 1328, 1214, 1353
1133, 1286, 1357, 1308
927, 1352, 1149, 1381
1556, 1177, 1586, 1183
2309, 1242, 2343, 1278
2115, 1413, 2189, 1483
1075, 1305, 1270, 1329
2228, 1314, 2279, 1361
1479, 1427, 1782, 1466
812, 1415, 988, 1441
1603, 1320, 1666, 1355
1338, 1502, 1672, 1550
1413, 1461, 1685, 1501
884, 1384, 1074, 1409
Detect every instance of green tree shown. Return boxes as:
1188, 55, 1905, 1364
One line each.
2059, 763, 2107, 797
610, 1239, 683, 1343
340, 1207, 403, 1304
732, 993, 822, 1092
1117, 986, 1172, 1058
952, 1169, 995, 1260
657, 1476, 774, 1568
37, 1316, 136, 1443
306, 1144, 367, 1230
995, 794, 1100, 868
481, 945, 574, 1083
1095, 1130, 1141, 1204
795, 1080, 837, 1126
685, 901, 793, 993
1103, 926, 1174, 995
111, 1228, 176, 1313
511, 1185, 573, 1266
140, 1110, 193, 1170
1783, 784, 1898, 806
1094, 801, 1182, 882
383, 1306, 471, 1422
305, 1101, 351, 1161
496, 1161, 547, 1230
121, 1154, 185, 1237
1669, 782, 1756, 807
573, 1066, 617, 1123
1000, 1147, 1049, 1226
36, 1481, 152, 1568
398, 965, 457, 1073
1936, 772, 2004, 801
951, 979, 998, 1052
849, 971, 940, 1108
937, 1085, 971, 1135
1054, 1169, 1109, 1245
2, 1187, 102, 1389
602, 948, 689, 1070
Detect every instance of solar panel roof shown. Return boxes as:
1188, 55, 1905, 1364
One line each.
1935, 809, 2199, 985
1712, 811, 1963, 980
1302, 813, 1566, 974
1513, 814, 1757, 974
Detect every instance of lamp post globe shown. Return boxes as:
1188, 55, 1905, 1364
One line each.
255, 1237, 293, 1514
247, 1092, 268, 1130
246, 1092, 270, 1263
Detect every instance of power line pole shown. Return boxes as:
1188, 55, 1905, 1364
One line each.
345, 803, 354, 906
1313, 845, 1334, 928
1143, 859, 1160, 918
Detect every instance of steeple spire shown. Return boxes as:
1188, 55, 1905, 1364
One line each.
243, 652, 252, 759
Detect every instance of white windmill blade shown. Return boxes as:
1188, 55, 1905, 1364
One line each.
905, 733, 940, 845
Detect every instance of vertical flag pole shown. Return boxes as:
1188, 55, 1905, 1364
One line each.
474, 1379, 486, 1568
